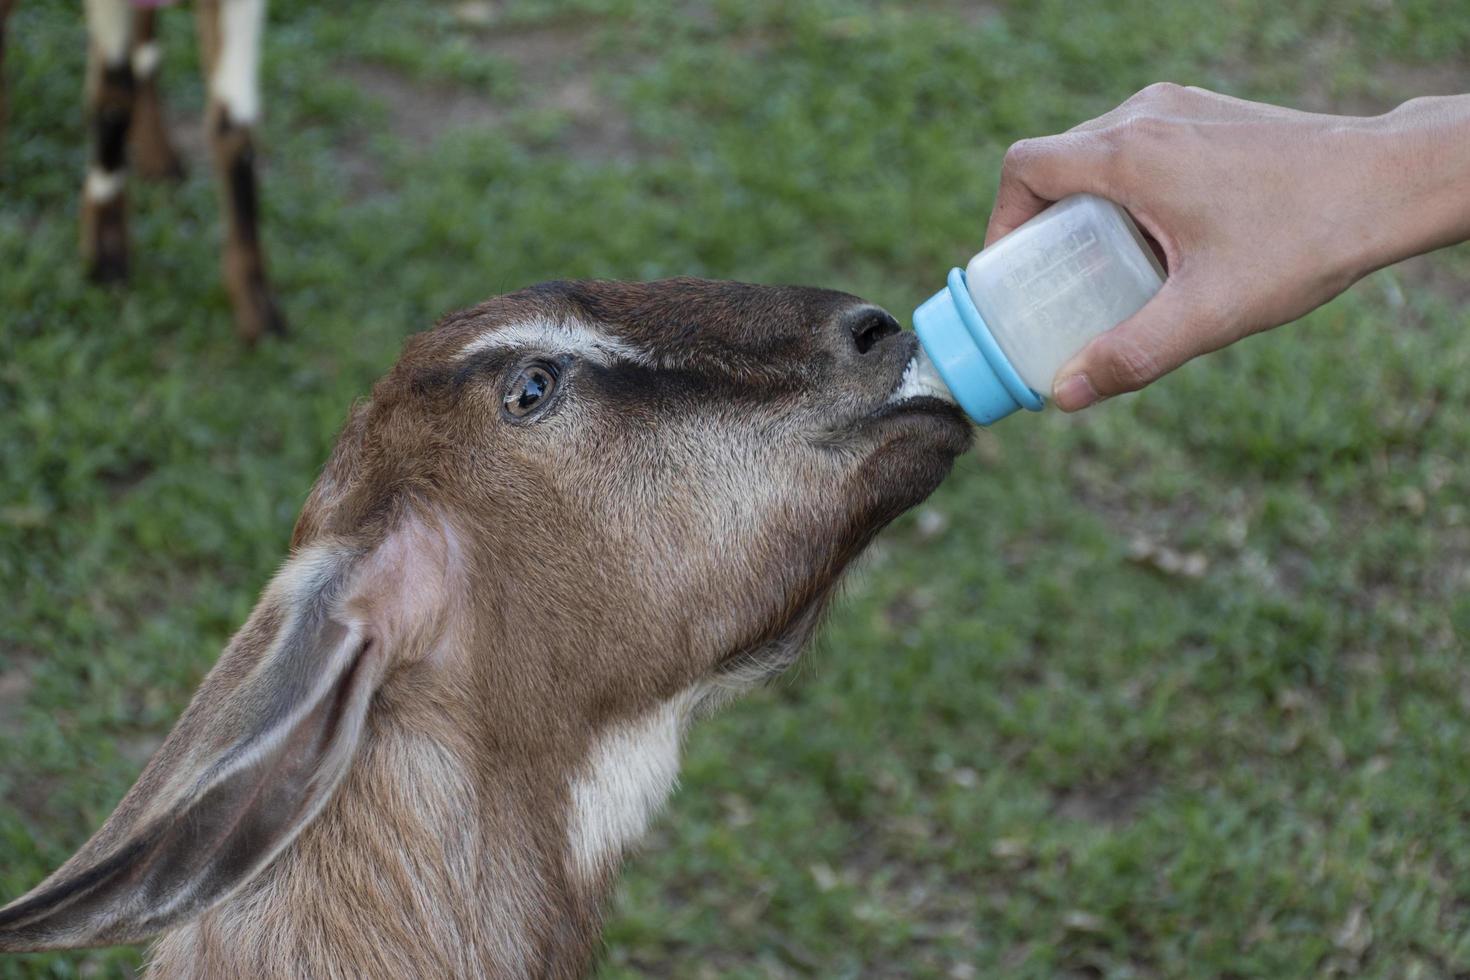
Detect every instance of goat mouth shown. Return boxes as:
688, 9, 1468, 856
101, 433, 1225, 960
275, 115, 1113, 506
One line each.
876, 342, 968, 428
885, 343, 955, 408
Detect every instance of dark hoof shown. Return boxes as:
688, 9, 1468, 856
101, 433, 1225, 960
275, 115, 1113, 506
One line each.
87, 248, 129, 284
263, 297, 288, 337
235, 285, 287, 344
83, 197, 130, 285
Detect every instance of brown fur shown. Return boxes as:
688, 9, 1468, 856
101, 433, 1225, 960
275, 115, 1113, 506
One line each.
82, 54, 134, 283
80, 188, 129, 283
129, 8, 185, 181
196, 0, 284, 341
0, 279, 969, 977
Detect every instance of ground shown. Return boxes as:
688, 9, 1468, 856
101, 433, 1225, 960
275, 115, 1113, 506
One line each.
1, 1, 1468, 977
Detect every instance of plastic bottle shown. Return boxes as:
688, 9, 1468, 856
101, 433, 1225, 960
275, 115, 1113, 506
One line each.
910, 194, 1165, 425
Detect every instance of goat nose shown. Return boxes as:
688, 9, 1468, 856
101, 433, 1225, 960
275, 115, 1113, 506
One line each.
843, 306, 902, 355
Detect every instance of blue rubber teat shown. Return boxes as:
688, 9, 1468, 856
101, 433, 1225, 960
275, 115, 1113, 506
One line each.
912, 268, 1044, 426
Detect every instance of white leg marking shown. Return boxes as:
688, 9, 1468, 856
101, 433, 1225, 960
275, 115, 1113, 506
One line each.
84, 0, 133, 65
566, 686, 705, 882
132, 41, 162, 80
86, 168, 126, 203
459, 318, 655, 368
212, 0, 265, 125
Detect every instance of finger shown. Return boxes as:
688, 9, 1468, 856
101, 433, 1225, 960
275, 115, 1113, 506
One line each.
983, 179, 1051, 246
985, 133, 1115, 245
1050, 280, 1219, 410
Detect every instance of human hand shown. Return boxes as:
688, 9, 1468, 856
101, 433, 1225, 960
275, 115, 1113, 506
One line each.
987, 85, 1470, 410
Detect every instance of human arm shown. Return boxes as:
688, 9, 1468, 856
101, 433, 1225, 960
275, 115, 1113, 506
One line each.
985, 85, 1470, 410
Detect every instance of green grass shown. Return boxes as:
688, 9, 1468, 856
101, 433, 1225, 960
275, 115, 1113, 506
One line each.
2, 0, 1468, 976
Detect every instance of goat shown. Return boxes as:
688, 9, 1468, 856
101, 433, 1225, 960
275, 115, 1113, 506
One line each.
0, 0, 282, 341
0, 278, 970, 978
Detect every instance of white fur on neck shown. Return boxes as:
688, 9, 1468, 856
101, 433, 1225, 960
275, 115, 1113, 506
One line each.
566, 686, 705, 883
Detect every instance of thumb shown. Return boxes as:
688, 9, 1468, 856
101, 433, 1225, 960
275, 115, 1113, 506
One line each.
1050, 281, 1209, 411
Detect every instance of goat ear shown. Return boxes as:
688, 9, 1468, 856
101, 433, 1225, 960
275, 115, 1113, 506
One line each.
0, 543, 389, 952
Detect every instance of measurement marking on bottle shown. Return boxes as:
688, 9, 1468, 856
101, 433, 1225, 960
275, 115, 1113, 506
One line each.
1001, 228, 1101, 293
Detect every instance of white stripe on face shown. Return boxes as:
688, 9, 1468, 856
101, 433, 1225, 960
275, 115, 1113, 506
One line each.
458, 319, 654, 368
212, 0, 266, 125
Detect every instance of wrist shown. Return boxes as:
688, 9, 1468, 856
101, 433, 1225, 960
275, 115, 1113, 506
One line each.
1352, 96, 1470, 276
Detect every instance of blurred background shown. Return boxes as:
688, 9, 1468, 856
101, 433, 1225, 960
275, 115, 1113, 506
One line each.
2, 0, 1469, 976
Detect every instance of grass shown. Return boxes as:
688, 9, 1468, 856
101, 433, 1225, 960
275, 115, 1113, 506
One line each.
2, 0, 1468, 976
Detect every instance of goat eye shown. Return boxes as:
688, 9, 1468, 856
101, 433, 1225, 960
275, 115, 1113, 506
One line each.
504, 363, 558, 419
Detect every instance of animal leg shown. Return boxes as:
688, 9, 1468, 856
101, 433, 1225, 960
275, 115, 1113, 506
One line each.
197, 0, 284, 342
82, 0, 135, 283
129, 6, 185, 180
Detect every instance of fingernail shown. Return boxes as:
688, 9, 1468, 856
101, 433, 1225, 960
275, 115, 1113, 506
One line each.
1053, 374, 1100, 412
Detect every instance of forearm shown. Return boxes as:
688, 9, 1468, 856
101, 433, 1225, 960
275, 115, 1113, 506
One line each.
1356, 95, 1470, 276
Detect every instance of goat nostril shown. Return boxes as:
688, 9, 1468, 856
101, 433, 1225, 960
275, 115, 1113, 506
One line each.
847, 308, 902, 355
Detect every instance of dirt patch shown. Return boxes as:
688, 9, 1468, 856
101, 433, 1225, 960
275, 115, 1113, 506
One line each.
1318, 58, 1470, 116
1388, 252, 1470, 312
2, 771, 67, 829
0, 658, 33, 738
0, 651, 58, 825
1218, 25, 1470, 116
467, 17, 642, 162
150, 13, 643, 190
474, 18, 604, 87
331, 17, 642, 195
1051, 769, 1155, 826
99, 456, 155, 502
338, 64, 511, 150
